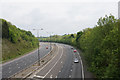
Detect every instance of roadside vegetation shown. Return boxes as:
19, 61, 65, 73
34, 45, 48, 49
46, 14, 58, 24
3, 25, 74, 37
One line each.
1, 19, 38, 62
40, 15, 120, 78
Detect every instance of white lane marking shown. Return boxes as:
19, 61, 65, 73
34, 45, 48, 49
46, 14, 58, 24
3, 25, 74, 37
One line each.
34, 75, 44, 78
77, 51, 84, 80
50, 75, 53, 78
59, 71, 61, 73
69, 75, 71, 78
17, 64, 18, 65
2, 43, 43, 67
71, 69, 72, 71
18, 67, 20, 68
55, 76, 57, 78
9, 71, 11, 73
61, 61, 62, 63
43, 45, 63, 78
30, 44, 59, 78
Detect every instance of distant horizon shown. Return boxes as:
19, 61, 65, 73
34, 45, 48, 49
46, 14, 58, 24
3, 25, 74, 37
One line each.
0, 0, 119, 37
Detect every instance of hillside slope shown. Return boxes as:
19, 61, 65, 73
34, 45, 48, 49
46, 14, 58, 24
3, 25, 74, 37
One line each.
1, 19, 38, 62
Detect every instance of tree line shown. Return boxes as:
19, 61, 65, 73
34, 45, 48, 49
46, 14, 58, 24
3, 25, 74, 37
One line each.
1, 19, 38, 61
40, 15, 120, 78
1, 19, 38, 45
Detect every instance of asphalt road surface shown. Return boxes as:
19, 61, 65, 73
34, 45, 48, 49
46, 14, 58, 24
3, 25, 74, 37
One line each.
32, 43, 83, 79
2, 42, 84, 79
2, 42, 51, 78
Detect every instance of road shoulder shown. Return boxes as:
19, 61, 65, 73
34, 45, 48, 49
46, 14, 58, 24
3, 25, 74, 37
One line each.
75, 47, 96, 78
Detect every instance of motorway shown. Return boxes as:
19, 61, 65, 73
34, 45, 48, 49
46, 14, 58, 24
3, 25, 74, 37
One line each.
31, 43, 83, 79
2, 42, 51, 78
2, 42, 84, 79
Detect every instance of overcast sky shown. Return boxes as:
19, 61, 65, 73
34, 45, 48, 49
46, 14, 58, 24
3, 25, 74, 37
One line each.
0, 0, 119, 37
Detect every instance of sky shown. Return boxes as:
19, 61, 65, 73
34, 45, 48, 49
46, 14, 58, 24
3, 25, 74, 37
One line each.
0, 0, 119, 37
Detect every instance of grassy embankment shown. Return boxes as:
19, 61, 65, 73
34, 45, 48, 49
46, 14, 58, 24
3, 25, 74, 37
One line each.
1, 19, 38, 63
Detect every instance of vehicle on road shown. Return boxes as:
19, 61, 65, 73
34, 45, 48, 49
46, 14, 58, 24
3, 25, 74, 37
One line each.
74, 58, 79, 63
73, 50, 77, 52
71, 47, 73, 49
46, 46, 48, 49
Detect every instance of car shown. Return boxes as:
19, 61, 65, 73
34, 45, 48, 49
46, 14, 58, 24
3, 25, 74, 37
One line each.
71, 47, 73, 49
73, 50, 77, 52
46, 46, 48, 49
74, 58, 79, 63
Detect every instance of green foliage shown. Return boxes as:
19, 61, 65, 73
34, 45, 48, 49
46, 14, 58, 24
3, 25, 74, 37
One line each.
2, 19, 9, 38
1, 18, 38, 61
79, 15, 120, 78
1, 18, 38, 44
40, 15, 120, 78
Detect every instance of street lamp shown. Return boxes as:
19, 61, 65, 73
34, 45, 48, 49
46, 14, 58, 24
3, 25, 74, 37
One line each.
46, 32, 53, 51
33, 28, 43, 66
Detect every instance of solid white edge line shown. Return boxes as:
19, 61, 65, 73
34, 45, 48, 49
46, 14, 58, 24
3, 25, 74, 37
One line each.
9, 43, 54, 78
77, 51, 84, 80
2, 42, 43, 66
30, 44, 59, 78
43, 45, 63, 78
23, 44, 55, 78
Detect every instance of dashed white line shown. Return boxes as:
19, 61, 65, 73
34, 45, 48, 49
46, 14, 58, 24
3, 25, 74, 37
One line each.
18, 67, 20, 68
43, 46, 63, 78
50, 75, 53, 78
29, 44, 57, 78
34, 75, 44, 78
55, 76, 57, 78
61, 61, 62, 63
9, 71, 11, 73
69, 75, 71, 78
71, 69, 72, 71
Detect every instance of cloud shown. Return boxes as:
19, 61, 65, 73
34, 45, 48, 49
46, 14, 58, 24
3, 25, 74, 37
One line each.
0, 0, 118, 36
